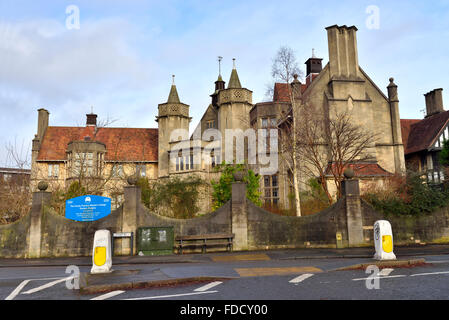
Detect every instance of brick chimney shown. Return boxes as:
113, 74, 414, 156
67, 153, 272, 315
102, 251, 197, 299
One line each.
424, 88, 444, 118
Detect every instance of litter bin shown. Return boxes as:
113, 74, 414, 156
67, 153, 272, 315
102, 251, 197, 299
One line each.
137, 227, 174, 256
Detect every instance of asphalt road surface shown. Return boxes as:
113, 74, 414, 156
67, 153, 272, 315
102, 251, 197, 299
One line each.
3, 254, 449, 301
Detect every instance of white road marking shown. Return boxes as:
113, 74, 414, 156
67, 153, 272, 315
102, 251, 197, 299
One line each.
90, 290, 125, 300
289, 274, 314, 284
378, 268, 394, 276
4, 277, 68, 300
123, 290, 218, 300
411, 271, 449, 277
352, 275, 406, 281
21, 276, 74, 295
5, 280, 31, 300
194, 281, 223, 292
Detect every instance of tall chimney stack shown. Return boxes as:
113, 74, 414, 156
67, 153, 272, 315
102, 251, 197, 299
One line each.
424, 88, 444, 118
326, 25, 360, 79
37, 108, 49, 141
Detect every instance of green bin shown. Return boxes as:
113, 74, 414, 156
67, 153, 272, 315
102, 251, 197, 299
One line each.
137, 227, 174, 256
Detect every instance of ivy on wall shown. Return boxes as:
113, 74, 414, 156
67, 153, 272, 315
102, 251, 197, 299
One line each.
211, 163, 262, 211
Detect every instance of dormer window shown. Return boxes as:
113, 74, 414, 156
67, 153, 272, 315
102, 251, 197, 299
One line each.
66, 140, 106, 178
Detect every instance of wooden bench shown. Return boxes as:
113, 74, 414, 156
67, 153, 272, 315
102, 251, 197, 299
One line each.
175, 233, 234, 254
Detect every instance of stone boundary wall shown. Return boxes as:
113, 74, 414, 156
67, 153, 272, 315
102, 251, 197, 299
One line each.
2, 177, 449, 258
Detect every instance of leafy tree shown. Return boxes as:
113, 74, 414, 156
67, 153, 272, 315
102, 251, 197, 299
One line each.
440, 139, 449, 167
211, 163, 262, 210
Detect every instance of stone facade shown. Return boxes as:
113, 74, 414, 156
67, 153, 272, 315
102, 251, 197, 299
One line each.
30, 24, 406, 214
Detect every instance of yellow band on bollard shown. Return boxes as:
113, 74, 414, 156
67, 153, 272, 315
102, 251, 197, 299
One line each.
94, 247, 107, 266
382, 235, 393, 253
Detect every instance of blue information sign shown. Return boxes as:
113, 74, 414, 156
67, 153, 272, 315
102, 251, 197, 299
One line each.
65, 195, 111, 222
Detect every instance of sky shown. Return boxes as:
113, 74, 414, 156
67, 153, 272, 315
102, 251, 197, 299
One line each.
0, 0, 449, 167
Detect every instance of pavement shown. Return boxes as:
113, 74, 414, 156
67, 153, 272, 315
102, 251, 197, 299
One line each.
1, 243, 448, 268
2, 244, 448, 295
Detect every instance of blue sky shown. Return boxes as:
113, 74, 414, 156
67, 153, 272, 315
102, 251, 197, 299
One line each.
0, 0, 449, 167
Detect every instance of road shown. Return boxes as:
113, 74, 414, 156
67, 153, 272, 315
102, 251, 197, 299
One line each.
2, 253, 449, 301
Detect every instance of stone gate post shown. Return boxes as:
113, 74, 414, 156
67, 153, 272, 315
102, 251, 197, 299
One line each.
28, 181, 51, 258
122, 176, 141, 255
231, 171, 248, 251
342, 169, 364, 246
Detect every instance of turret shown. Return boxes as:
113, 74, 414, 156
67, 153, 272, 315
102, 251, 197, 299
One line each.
156, 76, 191, 177
304, 49, 322, 86
215, 59, 253, 163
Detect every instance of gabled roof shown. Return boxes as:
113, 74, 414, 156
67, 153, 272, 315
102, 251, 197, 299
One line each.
400, 111, 449, 155
37, 126, 158, 162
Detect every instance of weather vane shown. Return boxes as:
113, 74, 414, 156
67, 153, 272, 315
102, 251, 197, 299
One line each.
218, 56, 223, 76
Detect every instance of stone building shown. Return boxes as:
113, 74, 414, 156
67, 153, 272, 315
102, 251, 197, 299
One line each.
30, 24, 406, 214
401, 88, 449, 184
252, 25, 405, 209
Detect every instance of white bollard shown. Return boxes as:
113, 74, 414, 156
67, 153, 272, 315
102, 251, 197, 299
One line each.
91, 230, 112, 274
373, 220, 396, 261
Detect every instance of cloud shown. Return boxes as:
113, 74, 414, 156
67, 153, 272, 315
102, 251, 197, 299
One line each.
0, 17, 156, 166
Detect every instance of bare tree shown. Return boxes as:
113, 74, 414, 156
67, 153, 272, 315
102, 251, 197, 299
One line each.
0, 139, 32, 224
281, 101, 378, 204
270, 46, 304, 216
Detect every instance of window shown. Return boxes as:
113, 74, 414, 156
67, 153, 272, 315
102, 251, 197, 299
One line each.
111, 164, 123, 178
111, 194, 124, 210
261, 118, 268, 128
263, 174, 280, 207
73, 152, 94, 176
211, 154, 220, 168
261, 117, 277, 128
206, 120, 216, 129
48, 164, 59, 178
136, 164, 146, 177
175, 154, 195, 172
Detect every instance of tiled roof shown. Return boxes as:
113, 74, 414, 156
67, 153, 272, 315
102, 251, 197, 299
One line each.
272, 82, 309, 102
400, 111, 449, 155
37, 126, 158, 162
325, 163, 393, 177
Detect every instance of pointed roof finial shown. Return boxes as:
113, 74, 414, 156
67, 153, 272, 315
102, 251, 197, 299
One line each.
228, 58, 242, 89
232, 58, 236, 69
167, 75, 181, 103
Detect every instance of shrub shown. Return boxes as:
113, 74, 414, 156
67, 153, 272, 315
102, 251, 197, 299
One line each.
363, 172, 449, 216
137, 176, 205, 219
